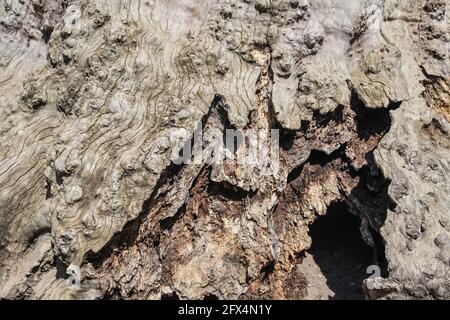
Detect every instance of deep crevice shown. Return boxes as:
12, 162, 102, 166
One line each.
41, 25, 54, 43
369, 227, 389, 278
348, 152, 396, 232
86, 161, 184, 268
349, 87, 401, 140
260, 260, 275, 281
287, 144, 349, 184
312, 105, 345, 129
26, 226, 51, 248
86, 95, 234, 268
55, 257, 69, 280
54, 168, 71, 185
45, 178, 52, 199
203, 293, 219, 300
159, 202, 187, 232
207, 179, 255, 202
161, 291, 180, 300
306, 202, 374, 300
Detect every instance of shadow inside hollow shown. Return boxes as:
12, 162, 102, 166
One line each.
307, 202, 374, 300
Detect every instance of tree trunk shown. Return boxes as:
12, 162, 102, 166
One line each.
0, 0, 448, 300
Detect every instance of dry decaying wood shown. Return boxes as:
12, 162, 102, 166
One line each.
0, 0, 448, 299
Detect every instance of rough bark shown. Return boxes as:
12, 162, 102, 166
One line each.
0, 0, 448, 300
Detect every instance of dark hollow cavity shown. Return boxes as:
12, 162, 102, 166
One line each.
307, 202, 375, 300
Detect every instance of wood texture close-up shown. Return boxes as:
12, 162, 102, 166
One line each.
0, 0, 448, 300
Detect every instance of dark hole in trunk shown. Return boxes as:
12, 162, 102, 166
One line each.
306, 202, 374, 300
